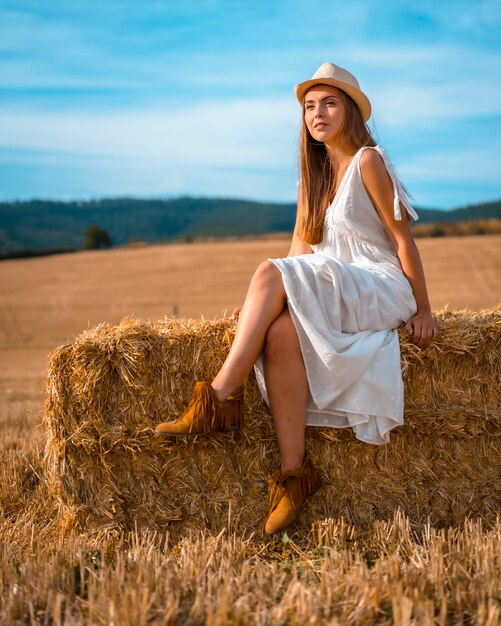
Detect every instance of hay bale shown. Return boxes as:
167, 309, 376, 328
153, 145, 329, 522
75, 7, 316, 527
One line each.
43, 311, 501, 535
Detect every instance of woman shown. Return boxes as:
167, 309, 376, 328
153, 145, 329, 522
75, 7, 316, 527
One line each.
156, 62, 438, 534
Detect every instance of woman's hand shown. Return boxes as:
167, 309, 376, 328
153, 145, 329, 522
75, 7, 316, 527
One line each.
231, 307, 242, 321
405, 310, 438, 348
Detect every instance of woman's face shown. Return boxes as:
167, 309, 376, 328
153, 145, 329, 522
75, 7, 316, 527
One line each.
303, 85, 346, 145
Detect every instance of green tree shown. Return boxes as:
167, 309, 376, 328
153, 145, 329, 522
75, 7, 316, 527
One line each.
84, 225, 113, 250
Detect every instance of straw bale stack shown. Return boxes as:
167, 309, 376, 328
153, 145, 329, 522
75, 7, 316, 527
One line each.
43, 311, 501, 535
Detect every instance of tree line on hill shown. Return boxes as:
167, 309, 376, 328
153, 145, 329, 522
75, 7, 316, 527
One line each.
0, 196, 500, 259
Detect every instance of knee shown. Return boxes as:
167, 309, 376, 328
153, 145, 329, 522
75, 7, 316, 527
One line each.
252, 260, 280, 287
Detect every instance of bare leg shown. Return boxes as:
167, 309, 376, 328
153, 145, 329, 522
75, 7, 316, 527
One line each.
211, 261, 287, 400
264, 308, 308, 471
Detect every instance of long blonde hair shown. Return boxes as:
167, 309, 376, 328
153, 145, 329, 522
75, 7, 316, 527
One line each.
296, 89, 376, 245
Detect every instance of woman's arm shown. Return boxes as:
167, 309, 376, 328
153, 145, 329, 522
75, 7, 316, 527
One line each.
288, 230, 313, 256
360, 149, 438, 348
288, 187, 313, 256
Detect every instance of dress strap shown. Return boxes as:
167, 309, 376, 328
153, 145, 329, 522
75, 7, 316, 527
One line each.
368, 145, 419, 221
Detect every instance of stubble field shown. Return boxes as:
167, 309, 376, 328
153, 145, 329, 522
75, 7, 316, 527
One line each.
0, 235, 500, 624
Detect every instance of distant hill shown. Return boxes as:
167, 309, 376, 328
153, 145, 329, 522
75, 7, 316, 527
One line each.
0, 196, 500, 254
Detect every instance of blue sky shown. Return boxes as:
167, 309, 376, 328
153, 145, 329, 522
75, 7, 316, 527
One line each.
0, 0, 500, 209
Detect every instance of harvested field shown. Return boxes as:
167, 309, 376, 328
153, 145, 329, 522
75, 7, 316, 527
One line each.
1, 236, 500, 624
1, 513, 499, 625
1, 235, 500, 395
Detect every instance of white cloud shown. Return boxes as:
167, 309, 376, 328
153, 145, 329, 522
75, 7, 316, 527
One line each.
0, 8, 162, 90
401, 145, 501, 184
0, 98, 299, 169
341, 43, 501, 129
373, 81, 501, 129
419, 0, 501, 35
1, 2, 499, 205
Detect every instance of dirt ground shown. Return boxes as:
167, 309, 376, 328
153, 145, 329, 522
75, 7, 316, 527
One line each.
0, 235, 500, 405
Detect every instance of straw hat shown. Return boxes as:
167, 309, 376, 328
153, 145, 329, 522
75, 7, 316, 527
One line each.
294, 62, 372, 122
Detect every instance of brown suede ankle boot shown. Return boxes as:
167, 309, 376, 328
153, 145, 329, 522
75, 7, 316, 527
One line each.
264, 454, 321, 534
156, 382, 244, 436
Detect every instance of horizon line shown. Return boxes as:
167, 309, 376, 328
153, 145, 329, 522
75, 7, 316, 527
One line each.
2, 194, 501, 213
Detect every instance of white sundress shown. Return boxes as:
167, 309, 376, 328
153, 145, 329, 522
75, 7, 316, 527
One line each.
254, 145, 418, 445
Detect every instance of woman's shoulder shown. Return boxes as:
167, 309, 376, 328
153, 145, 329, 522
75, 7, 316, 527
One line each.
358, 145, 390, 182
358, 145, 419, 222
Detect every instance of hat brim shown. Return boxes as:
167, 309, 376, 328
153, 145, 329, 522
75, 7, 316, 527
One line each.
294, 78, 372, 122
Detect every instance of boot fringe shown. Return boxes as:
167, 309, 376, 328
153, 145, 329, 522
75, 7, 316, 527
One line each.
185, 383, 244, 433
211, 384, 244, 432
267, 455, 321, 518
189, 383, 214, 434
156, 382, 244, 436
